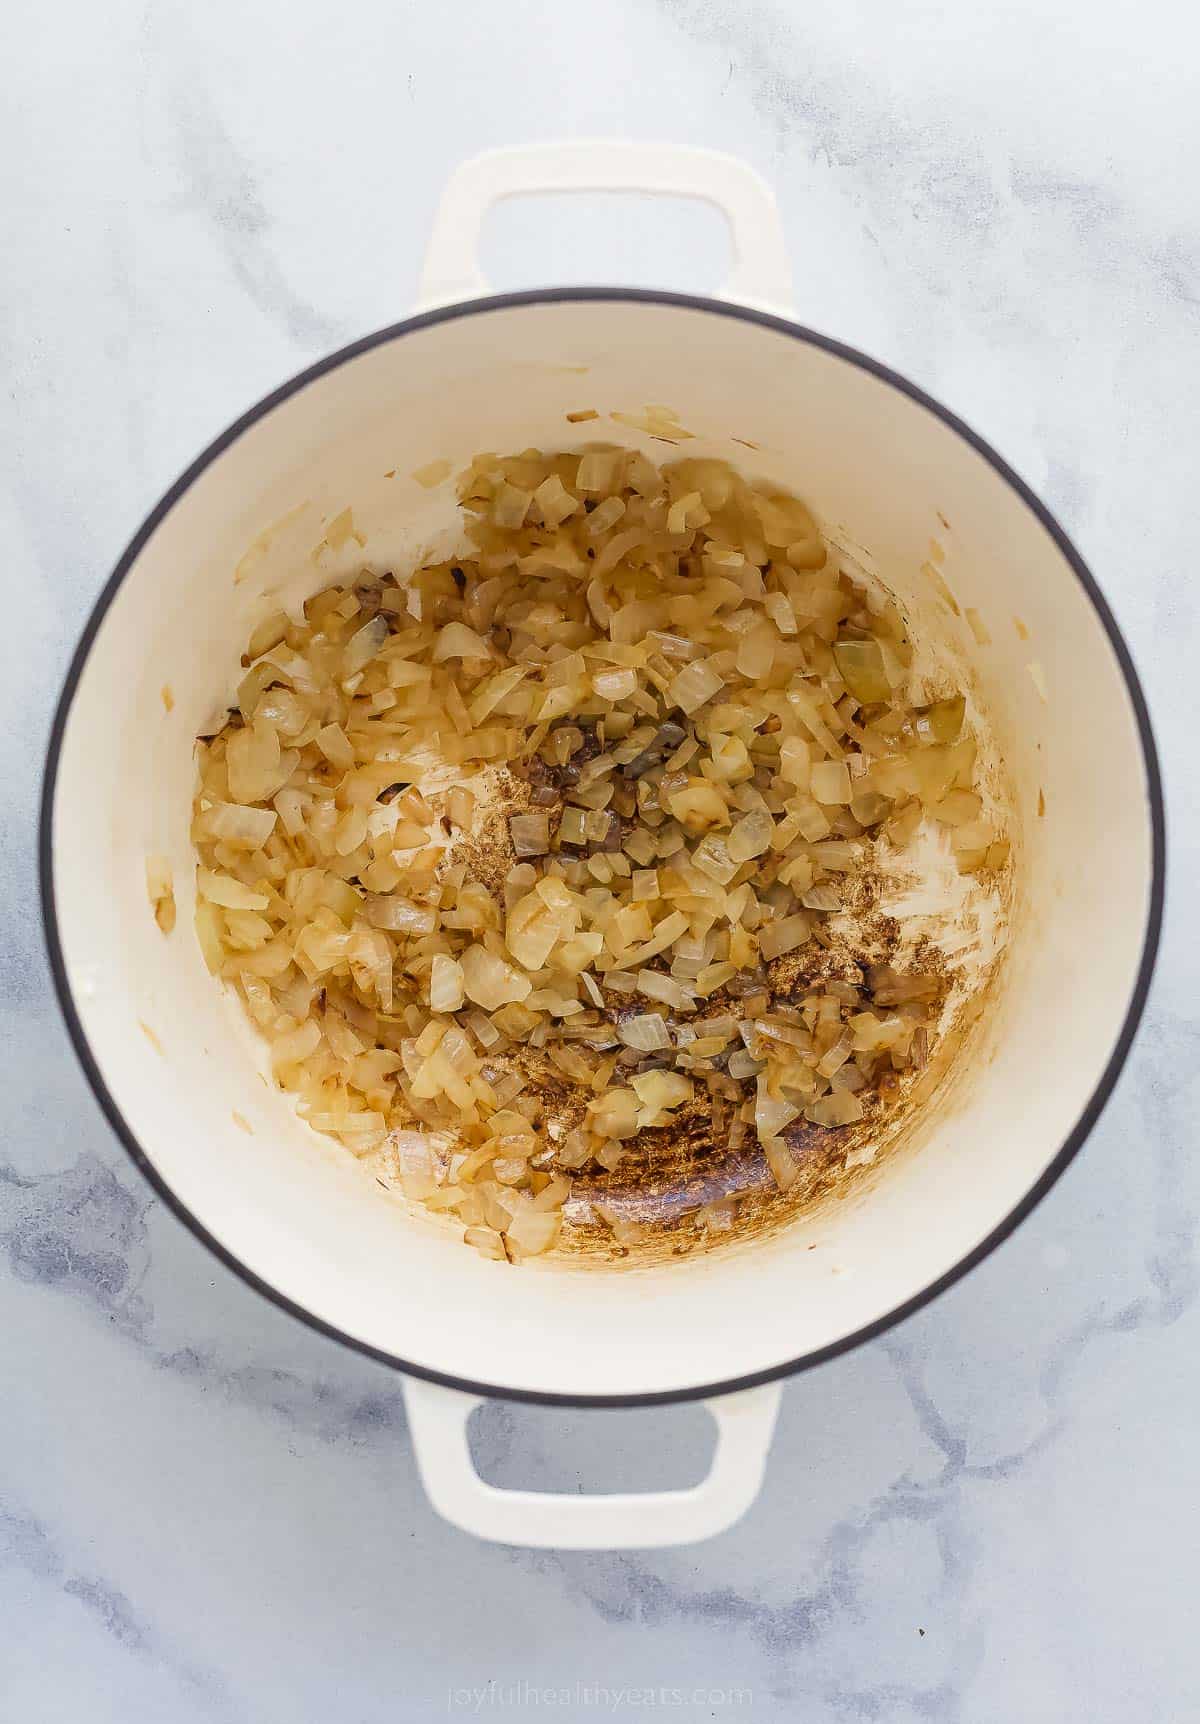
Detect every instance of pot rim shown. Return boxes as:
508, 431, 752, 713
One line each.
39, 287, 1166, 1408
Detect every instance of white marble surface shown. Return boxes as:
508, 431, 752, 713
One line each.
3, 0, 1196, 1717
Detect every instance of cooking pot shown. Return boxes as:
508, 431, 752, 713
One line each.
40, 143, 1164, 1548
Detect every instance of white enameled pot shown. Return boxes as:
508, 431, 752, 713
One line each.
41, 144, 1163, 1550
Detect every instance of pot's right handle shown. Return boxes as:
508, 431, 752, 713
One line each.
417, 141, 793, 313
404, 1377, 782, 1549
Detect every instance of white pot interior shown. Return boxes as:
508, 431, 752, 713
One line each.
49, 298, 1157, 1399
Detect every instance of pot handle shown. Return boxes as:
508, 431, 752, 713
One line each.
417, 141, 792, 312
403, 1376, 781, 1549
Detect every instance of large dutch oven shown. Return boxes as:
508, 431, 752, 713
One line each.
40, 144, 1164, 1548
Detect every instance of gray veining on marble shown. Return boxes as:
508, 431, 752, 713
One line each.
2, 0, 1197, 1718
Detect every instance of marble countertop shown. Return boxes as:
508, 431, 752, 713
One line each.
4, 1, 1196, 1718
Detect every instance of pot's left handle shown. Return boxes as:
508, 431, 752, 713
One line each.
403, 1377, 781, 1549
417, 141, 793, 313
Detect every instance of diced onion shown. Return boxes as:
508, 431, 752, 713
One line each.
763, 1136, 800, 1192
430, 954, 465, 1013
592, 667, 638, 702
759, 912, 812, 961
667, 658, 725, 715
727, 810, 774, 864
576, 451, 624, 493
492, 483, 533, 529
617, 1013, 672, 1052
509, 811, 550, 856
364, 896, 436, 935
805, 1090, 864, 1127
586, 496, 626, 536
197, 802, 278, 847
630, 1069, 692, 1112
433, 622, 490, 662
197, 869, 269, 911
811, 760, 852, 805
833, 640, 890, 704
587, 1087, 639, 1139
756, 1079, 800, 1139
461, 944, 532, 1010
535, 474, 579, 528
505, 1206, 561, 1256
194, 438, 1002, 1269
343, 615, 389, 675
315, 723, 355, 771
692, 835, 737, 885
